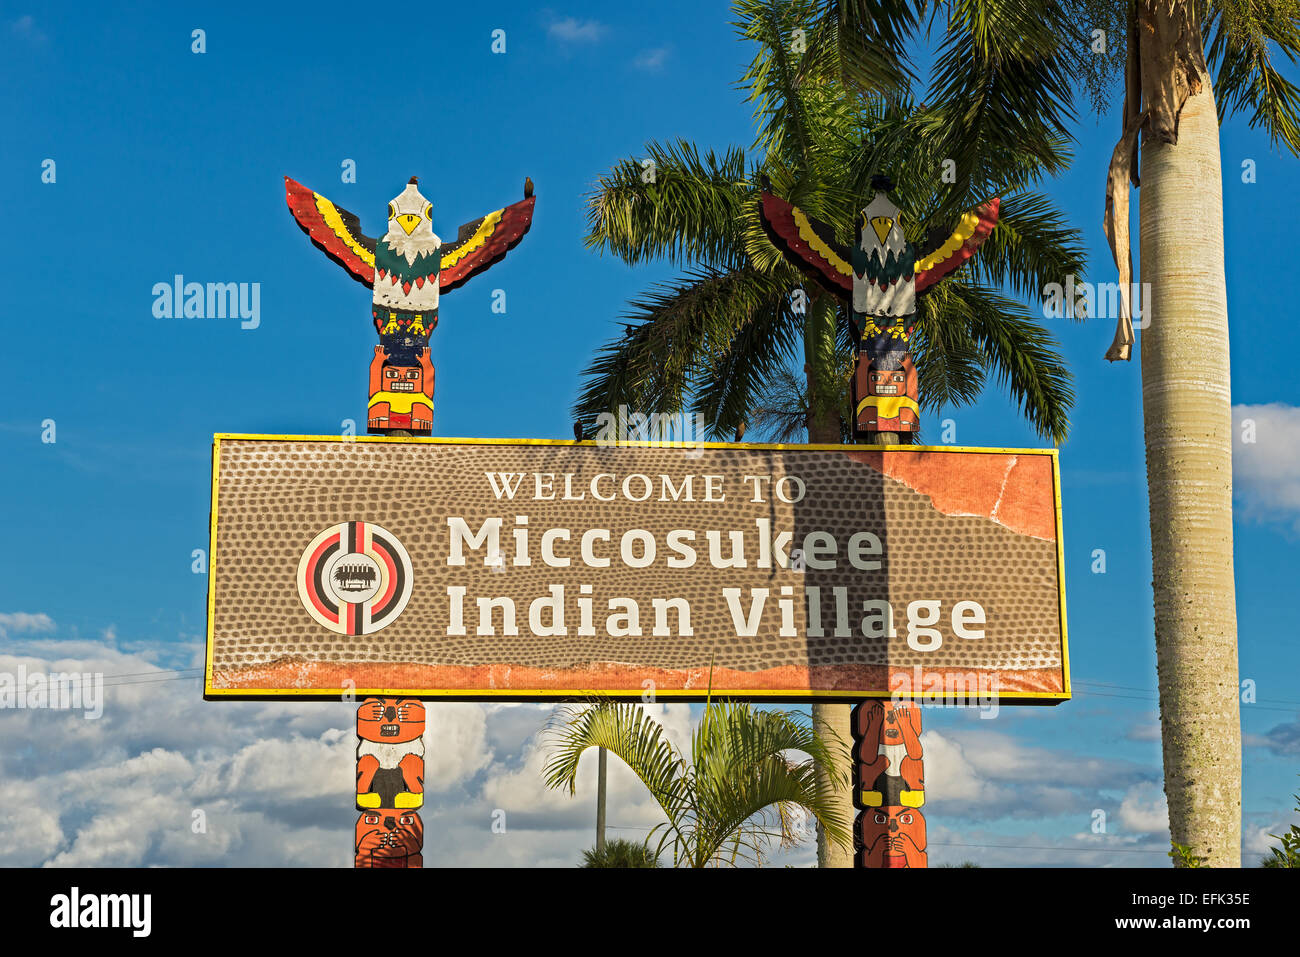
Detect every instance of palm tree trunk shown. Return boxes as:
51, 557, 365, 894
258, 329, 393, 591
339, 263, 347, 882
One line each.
1138, 73, 1241, 866
811, 702, 854, 867
596, 746, 607, 852
804, 294, 855, 867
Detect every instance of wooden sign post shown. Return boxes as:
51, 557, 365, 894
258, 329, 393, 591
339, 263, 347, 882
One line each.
758, 175, 1001, 868
356, 698, 425, 868
277, 174, 534, 867
853, 701, 926, 867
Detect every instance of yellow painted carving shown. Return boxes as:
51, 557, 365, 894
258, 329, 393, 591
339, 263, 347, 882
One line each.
441, 209, 504, 269
861, 320, 910, 342
856, 395, 921, 419
914, 210, 979, 273
369, 392, 434, 415
792, 208, 853, 280
870, 216, 894, 246
314, 193, 376, 270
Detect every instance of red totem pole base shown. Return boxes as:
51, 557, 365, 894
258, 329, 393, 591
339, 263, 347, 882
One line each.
852, 700, 927, 868
355, 697, 426, 868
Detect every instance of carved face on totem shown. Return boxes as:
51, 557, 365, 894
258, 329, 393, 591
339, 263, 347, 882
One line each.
357, 698, 426, 744
859, 807, 927, 868
381, 364, 427, 396
355, 811, 423, 866
855, 352, 919, 434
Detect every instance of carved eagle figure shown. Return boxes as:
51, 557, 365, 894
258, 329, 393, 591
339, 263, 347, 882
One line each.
757, 177, 999, 315
283, 175, 535, 434
285, 175, 535, 316
757, 176, 999, 437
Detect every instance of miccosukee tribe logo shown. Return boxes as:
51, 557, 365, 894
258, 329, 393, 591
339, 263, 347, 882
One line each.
297, 521, 413, 635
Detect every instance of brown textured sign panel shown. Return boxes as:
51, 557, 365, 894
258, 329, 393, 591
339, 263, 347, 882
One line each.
205, 436, 1068, 702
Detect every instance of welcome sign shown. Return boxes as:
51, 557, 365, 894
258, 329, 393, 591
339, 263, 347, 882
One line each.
204, 435, 1068, 702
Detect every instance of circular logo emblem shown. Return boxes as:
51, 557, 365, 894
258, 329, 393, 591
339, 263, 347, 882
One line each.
297, 521, 413, 635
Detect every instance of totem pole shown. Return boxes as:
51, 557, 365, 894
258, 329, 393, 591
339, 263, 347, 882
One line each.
853, 701, 927, 867
284, 174, 535, 435
759, 175, 999, 867
758, 174, 998, 439
356, 698, 425, 868
284, 175, 536, 865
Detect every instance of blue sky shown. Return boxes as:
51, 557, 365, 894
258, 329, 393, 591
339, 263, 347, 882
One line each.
0, 1, 1297, 866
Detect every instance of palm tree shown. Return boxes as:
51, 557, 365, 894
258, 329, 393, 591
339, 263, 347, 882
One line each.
1259, 780, 1300, 867
815, 0, 1300, 868
579, 837, 662, 868
543, 700, 850, 867
573, 0, 1085, 865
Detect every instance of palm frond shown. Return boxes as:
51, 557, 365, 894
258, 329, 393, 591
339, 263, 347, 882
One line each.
690, 703, 851, 866
921, 0, 1080, 219
542, 700, 852, 867
1205, 0, 1300, 154
925, 282, 1075, 444
912, 287, 989, 413
542, 702, 692, 850
750, 363, 816, 443
571, 267, 804, 439
803, 0, 921, 95
690, 279, 806, 439
585, 140, 751, 269
967, 191, 1088, 301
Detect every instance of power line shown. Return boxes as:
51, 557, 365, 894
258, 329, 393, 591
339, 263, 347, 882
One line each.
1075, 677, 1300, 708
929, 840, 1164, 854
1072, 688, 1299, 714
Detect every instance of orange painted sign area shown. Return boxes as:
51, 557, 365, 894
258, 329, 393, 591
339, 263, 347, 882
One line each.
204, 435, 1068, 702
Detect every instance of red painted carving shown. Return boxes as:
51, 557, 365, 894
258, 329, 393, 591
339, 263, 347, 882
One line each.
853, 700, 927, 868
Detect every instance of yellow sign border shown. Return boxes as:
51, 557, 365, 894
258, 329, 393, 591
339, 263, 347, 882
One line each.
205, 434, 1069, 704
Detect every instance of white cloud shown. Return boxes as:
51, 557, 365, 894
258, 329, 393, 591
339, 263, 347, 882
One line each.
1244, 805, 1300, 864
0, 617, 1193, 867
633, 47, 671, 71
0, 624, 834, 867
1247, 714, 1300, 756
0, 629, 427, 867
918, 724, 1159, 823
919, 730, 1004, 803
1233, 403, 1300, 530
422, 703, 493, 789
10, 15, 48, 46
1244, 823, 1280, 861
547, 16, 606, 45
1117, 783, 1169, 834
1125, 720, 1162, 742
0, 611, 54, 637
